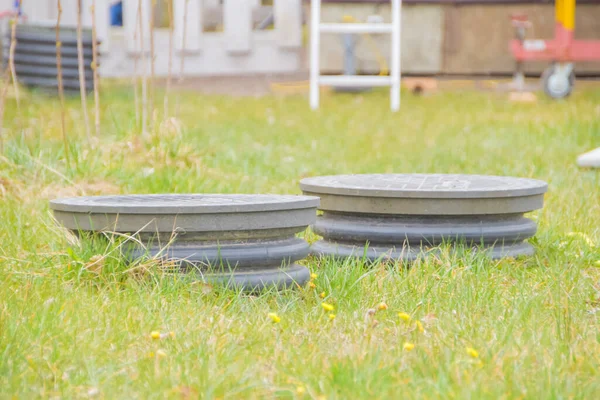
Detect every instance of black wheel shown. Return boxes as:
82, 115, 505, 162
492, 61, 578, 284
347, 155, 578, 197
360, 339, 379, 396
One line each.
541, 64, 575, 99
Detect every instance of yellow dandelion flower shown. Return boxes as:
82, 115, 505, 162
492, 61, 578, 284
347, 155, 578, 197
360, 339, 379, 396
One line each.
403, 342, 415, 351
329, 313, 336, 320
309, 282, 317, 289
398, 312, 411, 322
25, 355, 35, 367
378, 302, 388, 311
169, 331, 176, 338
310, 273, 318, 279
156, 349, 167, 358
319, 292, 326, 299
415, 321, 425, 333
150, 331, 160, 340
321, 302, 335, 312
466, 347, 479, 358
148, 352, 155, 358
296, 386, 306, 394
268, 313, 281, 323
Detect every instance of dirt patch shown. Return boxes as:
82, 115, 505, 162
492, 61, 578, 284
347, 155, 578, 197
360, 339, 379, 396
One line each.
157, 72, 310, 97
156, 73, 600, 98
39, 181, 121, 200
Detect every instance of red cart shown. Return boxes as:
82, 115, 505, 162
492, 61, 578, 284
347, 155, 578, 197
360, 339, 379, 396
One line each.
510, 0, 600, 98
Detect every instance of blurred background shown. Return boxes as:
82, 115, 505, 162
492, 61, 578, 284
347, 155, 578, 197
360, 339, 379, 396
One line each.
2, 0, 598, 79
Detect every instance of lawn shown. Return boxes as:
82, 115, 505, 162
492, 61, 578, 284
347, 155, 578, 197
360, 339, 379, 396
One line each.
1, 84, 600, 399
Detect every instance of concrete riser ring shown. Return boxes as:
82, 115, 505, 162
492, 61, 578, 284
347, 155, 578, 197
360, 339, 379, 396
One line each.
123, 235, 311, 290
313, 212, 537, 246
311, 212, 537, 261
124, 236, 309, 268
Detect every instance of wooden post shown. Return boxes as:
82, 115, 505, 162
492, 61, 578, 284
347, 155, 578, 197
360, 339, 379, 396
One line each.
20, 0, 52, 21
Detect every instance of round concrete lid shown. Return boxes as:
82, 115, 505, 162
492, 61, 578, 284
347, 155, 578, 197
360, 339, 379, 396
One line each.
50, 194, 320, 214
300, 174, 548, 199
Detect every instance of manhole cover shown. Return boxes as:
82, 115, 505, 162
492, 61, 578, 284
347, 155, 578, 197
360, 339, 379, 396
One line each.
50, 193, 319, 213
300, 173, 547, 198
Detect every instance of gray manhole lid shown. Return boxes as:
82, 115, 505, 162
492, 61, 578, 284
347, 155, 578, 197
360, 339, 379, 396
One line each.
300, 174, 547, 199
50, 194, 320, 214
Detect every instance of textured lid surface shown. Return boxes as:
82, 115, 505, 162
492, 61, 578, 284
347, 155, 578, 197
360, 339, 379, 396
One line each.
50, 194, 320, 214
300, 174, 548, 199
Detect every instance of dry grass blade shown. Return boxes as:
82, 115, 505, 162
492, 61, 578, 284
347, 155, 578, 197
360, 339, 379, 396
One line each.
47, 211, 80, 247
132, 1, 141, 130
90, 0, 100, 137
149, 0, 156, 129
0, 27, 12, 154
8, 15, 19, 111
16, 147, 76, 186
176, 0, 188, 117
76, 0, 91, 144
164, 0, 173, 119
56, 0, 70, 167
178, 0, 187, 83
138, 0, 148, 134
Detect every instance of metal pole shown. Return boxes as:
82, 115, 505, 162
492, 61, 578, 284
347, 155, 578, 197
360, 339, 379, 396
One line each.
390, 0, 401, 112
310, 0, 321, 110
342, 33, 357, 76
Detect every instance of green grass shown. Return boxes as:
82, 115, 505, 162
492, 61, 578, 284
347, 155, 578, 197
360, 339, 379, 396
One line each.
1, 85, 600, 399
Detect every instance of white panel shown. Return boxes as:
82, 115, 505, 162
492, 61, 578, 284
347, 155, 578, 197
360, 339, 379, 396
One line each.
274, 0, 302, 48
174, 0, 201, 53
309, 0, 320, 109
224, 0, 251, 54
319, 76, 392, 87
124, 0, 151, 53
61, 0, 78, 26
99, 32, 302, 77
390, 0, 401, 111
21, 0, 52, 21
0, 0, 14, 13
319, 23, 393, 34
81, 0, 93, 27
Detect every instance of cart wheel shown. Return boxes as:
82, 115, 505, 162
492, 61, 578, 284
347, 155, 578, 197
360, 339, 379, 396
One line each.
541, 64, 575, 99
